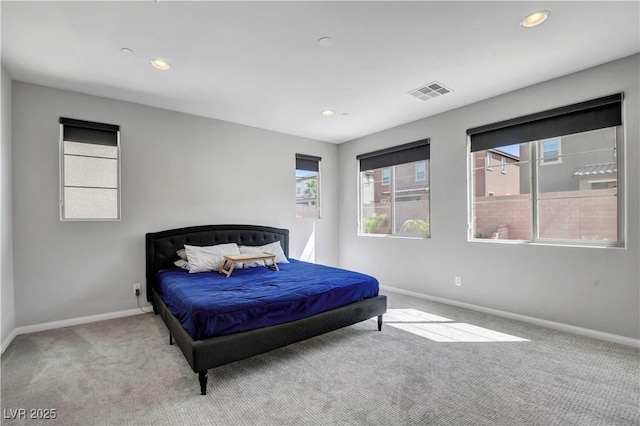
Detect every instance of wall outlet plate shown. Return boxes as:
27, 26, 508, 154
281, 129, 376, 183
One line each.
133, 283, 141, 295
455, 276, 462, 286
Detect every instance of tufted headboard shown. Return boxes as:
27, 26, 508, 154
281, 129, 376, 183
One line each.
145, 224, 289, 302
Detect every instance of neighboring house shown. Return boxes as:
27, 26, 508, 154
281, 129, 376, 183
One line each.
474, 149, 520, 196
519, 128, 617, 193
574, 162, 617, 190
371, 162, 429, 204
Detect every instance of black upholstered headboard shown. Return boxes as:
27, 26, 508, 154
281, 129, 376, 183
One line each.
145, 224, 290, 302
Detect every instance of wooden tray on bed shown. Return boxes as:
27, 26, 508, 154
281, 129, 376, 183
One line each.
219, 252, 278, 277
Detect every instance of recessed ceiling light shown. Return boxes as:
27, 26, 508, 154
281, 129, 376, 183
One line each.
321, 110, 335, 116
120, 47, 134, 54
318, 37, 333, 48
150, 59, 171, 70
520, 10, 550, 28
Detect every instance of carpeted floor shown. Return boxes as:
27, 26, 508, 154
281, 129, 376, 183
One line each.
1, 291, 639, 426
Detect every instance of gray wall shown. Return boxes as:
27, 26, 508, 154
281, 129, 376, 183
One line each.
338, 54, 640, 340
11, 82, 338, 327
1, 66, 15, 344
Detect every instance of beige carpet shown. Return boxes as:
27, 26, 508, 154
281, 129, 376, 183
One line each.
1, 291, 639, 425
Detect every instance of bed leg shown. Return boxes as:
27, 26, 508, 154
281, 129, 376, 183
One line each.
169, 333, 173, 345
377, 315, 383, 331
198, 371, 208, 395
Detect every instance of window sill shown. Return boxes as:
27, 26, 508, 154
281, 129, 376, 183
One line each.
359, 233, 429, 240
539, 160, 562, 166
468, 238, 624, 249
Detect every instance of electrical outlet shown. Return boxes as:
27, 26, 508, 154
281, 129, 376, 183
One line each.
133, 283, 141, 295
455, 276, 462, 287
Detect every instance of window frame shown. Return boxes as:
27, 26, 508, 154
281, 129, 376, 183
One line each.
295, 153, 321, 219
415, 162, 426, 181
539, 137, 562, 165
381, 168, 391, 185
59, 118, 121, 221
466, 94, 624, 248
357, 139, 431, 238
531, 130, 621, 245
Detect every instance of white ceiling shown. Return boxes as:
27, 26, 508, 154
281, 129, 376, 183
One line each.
2, 1, 639, 144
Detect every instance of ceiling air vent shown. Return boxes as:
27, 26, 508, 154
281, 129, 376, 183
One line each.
408, 81, 451, 101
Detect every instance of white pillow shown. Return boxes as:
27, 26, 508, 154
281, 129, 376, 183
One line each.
239, 241, 289, 267
184, 243, 240, 273
238, 245, 267, 267
261, 241, 289, 264
176, 249, 187, 260
174, 259, 190, 270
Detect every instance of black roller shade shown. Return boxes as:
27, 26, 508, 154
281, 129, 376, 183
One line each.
296, 153, 321, 172
467, 93, 623, 152
60, 117, 120, 146
357, 139, 430, 171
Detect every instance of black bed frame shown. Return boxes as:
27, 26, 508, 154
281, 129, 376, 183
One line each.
145, 224, 387, 395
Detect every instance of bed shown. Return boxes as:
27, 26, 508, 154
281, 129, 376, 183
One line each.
145, 224, 387, 395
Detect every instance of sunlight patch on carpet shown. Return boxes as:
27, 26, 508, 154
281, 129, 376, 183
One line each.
378, 309, 530, 342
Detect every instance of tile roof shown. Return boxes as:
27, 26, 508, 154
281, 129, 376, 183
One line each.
573, 162, 616, 176
382, 185, 429, 195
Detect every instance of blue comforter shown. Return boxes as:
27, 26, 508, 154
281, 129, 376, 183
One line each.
154, 259, 379, 340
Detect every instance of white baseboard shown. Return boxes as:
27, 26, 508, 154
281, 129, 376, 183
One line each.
1, 305, 153, 354
1, 328, 17, 354
381, 285, 640, 348
3, 291, 638, 352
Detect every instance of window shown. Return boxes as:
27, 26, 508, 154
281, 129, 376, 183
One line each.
59, 117, 120, 220
540, 137, 561, 164
486, 151, 493, 170
381, 168, 390, 185
500, 157, 506, 174
295, 154, 321, 219
467, 93, 623, 246
358, 139, 430, 237
415, 162, 426, 181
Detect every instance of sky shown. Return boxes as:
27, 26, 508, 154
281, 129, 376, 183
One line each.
495, 144, 520, 158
